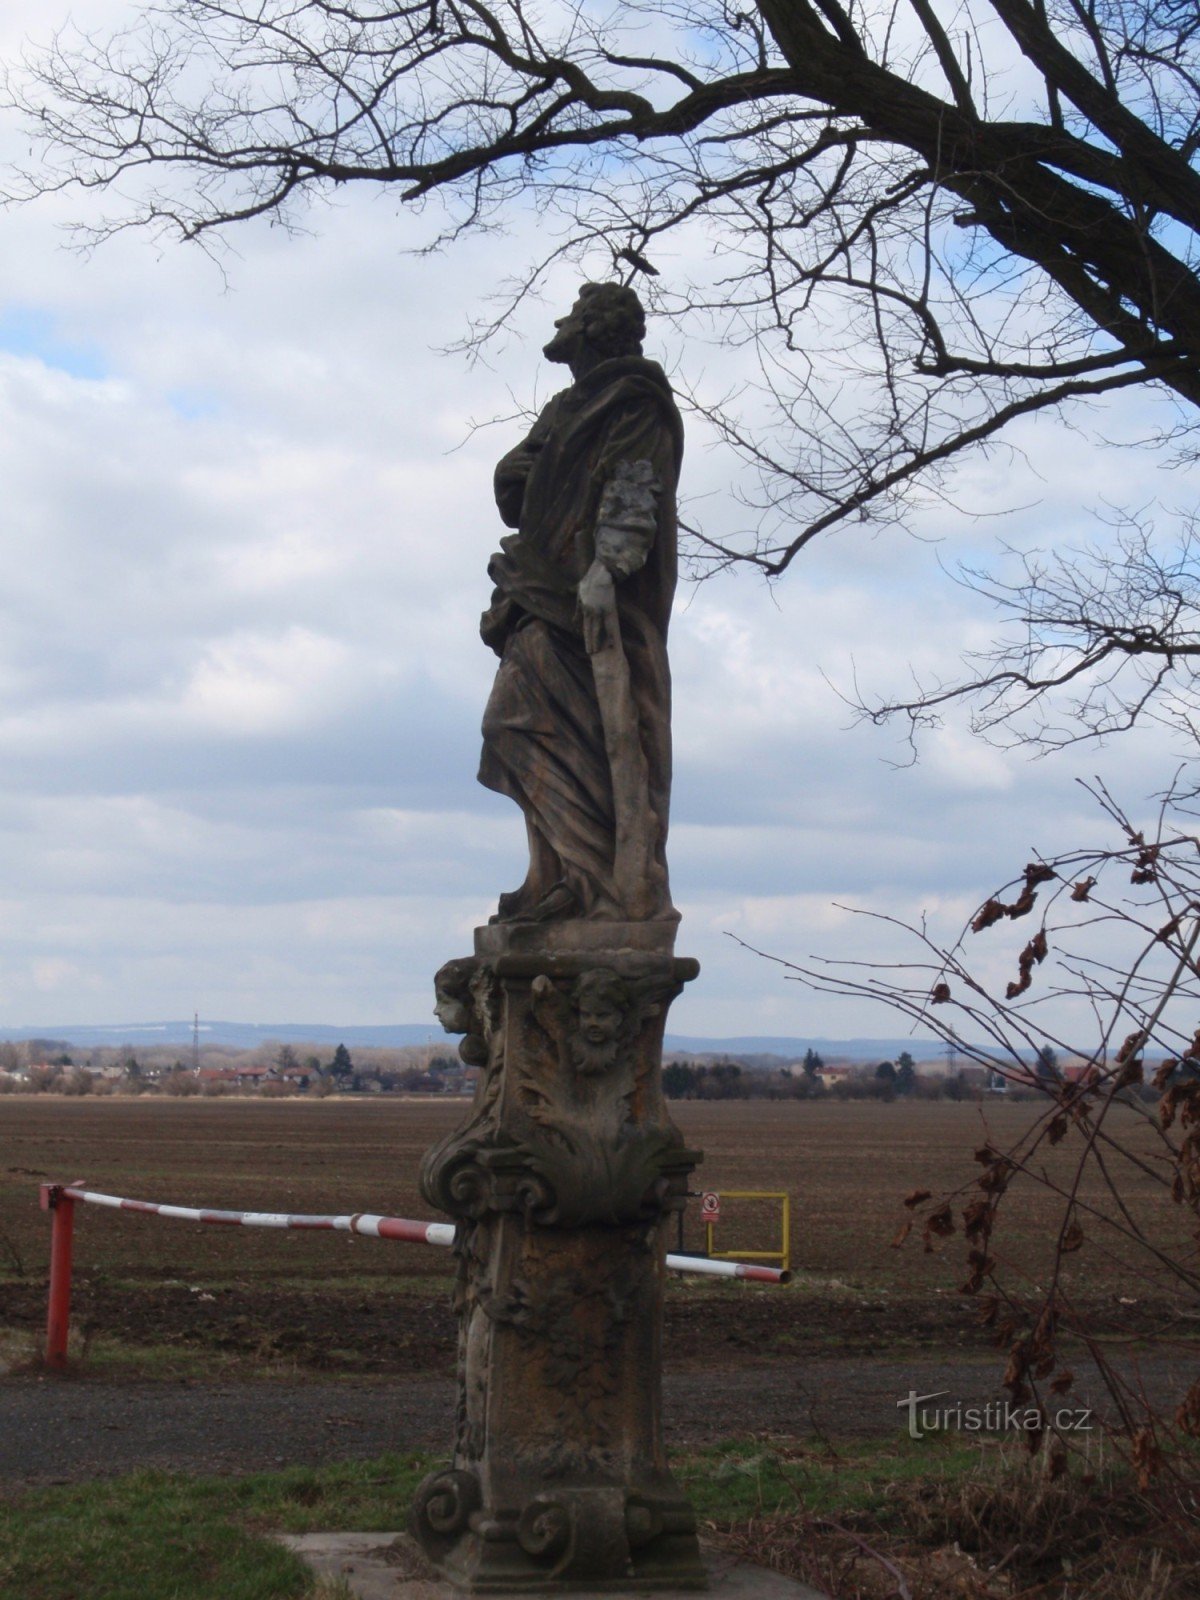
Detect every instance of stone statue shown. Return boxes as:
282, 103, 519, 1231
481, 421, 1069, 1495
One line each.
414, 288, 705, 1592
479, 282, 684, 925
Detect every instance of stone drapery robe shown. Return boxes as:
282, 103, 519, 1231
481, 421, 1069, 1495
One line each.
479, 355, 684, 920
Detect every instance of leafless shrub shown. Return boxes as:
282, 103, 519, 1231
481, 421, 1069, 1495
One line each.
744, 779, 1200, 1480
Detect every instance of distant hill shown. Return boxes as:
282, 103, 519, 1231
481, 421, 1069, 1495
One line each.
0, 1018, 948, 1060
0, 1020, 440, 1050
663, 1035, 946, 1061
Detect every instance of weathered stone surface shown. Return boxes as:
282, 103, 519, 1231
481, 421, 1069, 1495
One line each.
418, 289, 705, 1591
414, 929, 704, 1589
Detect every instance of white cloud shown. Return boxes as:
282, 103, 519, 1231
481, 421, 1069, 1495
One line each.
180, 628, 355, 735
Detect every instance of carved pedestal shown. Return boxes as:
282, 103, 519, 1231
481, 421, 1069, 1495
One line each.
413, 922, 705, 1591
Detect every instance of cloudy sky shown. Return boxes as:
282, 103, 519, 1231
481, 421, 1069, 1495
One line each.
0, 1, 1187, 1041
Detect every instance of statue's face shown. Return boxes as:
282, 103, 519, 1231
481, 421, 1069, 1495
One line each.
569, 980, 625, 1077
578, 996, 621, 1047
543, 300, 589, 366
434, 989, 471, 1035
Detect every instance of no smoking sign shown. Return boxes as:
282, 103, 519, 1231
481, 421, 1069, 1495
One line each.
700, 1191, 721, 1223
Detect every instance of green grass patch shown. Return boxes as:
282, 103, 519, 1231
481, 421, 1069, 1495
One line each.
70, 1336, 290, 1382
677, 1430, 995, 1522
2, 1440, 1158, 1600
0, 1455, 431, 1600
2, 1331, 340, 1383
0, 1434, 1044, 1600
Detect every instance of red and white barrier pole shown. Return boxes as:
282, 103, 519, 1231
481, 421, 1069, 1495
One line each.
670, 1254, 790, 1284
40, 1181, 789, 1364
54, 1186, 457, 1246
40, 1183, 81, 1370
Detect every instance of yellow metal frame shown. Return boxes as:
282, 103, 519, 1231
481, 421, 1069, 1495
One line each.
704, 1189, 791, 1273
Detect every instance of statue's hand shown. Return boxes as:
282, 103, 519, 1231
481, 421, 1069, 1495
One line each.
578, 560, 616, 655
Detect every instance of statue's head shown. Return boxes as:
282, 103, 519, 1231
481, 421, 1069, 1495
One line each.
544, 282, 646, 371
568, 966, 630, 1076
433, 958, 476, 1035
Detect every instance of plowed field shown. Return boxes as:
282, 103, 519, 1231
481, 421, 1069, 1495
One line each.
0, 1096, 1188, 1374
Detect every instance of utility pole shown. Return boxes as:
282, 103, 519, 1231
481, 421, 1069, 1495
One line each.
192, 1012, 200, 1076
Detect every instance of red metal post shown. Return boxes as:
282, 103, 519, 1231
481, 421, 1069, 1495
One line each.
40, 1184, 76, 1370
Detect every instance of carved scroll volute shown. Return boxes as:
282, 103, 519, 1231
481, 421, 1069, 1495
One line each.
411, 1468, 481, 1561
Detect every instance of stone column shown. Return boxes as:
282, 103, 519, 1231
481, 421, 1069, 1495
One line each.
412, 921, 705, 1591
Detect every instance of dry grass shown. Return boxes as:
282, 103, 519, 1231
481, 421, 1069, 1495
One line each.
717, 1444, 1200, 1599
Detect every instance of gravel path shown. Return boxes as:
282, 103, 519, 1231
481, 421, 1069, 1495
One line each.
1, 1351, 1180, 1491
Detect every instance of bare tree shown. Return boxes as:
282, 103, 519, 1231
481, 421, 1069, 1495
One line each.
857, 513, 1200, 765
4, 0, 1199, 583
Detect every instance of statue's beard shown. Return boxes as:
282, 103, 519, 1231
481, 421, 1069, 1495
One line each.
569, 1034, 619, 1077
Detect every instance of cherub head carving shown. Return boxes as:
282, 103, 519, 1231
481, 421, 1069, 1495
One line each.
434, 959, 476, 1035
568, 967, 630, 1077
434, 958, 490, 1068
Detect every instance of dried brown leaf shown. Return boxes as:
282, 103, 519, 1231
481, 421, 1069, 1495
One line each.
1117, 1030, 1146, 1065
1117, 1055, 1144, 1087
962, 1198, 992, 1242
971, 898, 1006, 933
1154, 1058, 1178, 1090
1175, 1379, 1200, 1438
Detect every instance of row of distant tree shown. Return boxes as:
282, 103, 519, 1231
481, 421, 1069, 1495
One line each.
661, 1050, 927, 1101
661, 1048, 1097, 1102
3, 1038, 1139, 1103
0, 1038, 468, 1097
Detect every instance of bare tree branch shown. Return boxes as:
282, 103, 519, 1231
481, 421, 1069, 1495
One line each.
8, 0, 1200, 756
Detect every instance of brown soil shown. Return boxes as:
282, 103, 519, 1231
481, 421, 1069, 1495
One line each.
2, 1274, 1184, 1376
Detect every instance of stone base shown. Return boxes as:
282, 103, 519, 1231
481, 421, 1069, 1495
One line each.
412, 1479, 706, 1591
275, 1532, 829, 1600
418, 926, 704, 1591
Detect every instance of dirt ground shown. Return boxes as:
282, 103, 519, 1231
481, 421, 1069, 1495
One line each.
0, 1267, 1184, 1375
